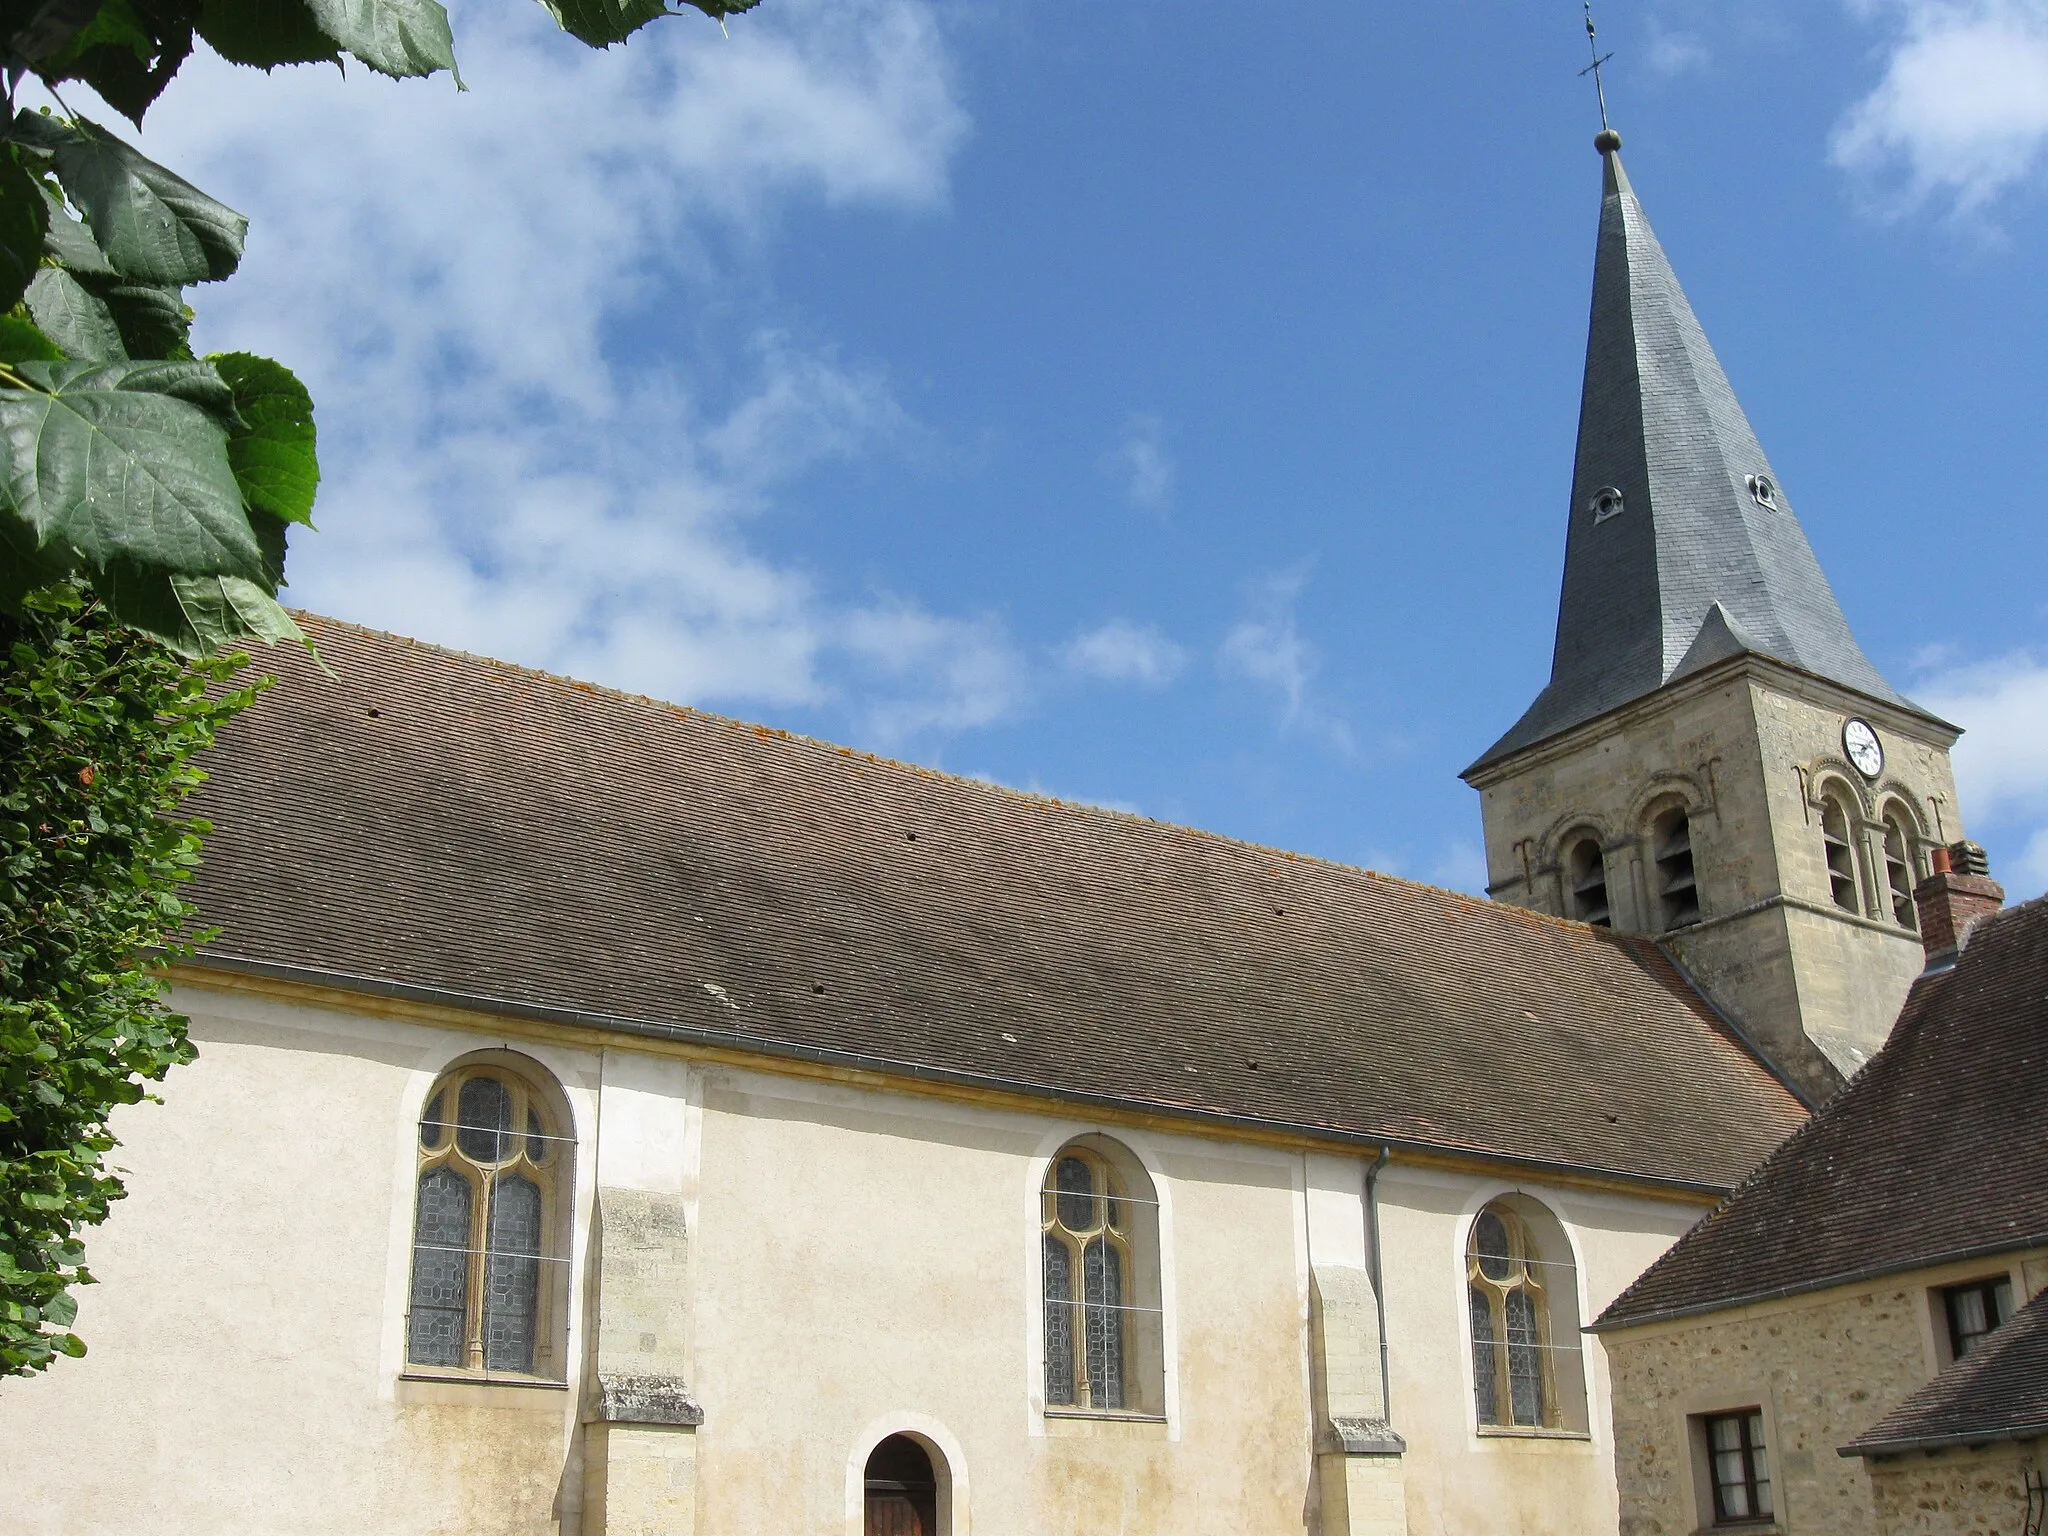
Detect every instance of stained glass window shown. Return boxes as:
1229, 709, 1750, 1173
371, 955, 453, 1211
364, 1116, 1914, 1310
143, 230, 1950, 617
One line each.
408, 1064, 570, 1377
1467, 1200, 1570, 1431
456, 1075, 513, 1162
407, 1166, 471, 1366
1083, 1238, 1124, 1410
1469, 1286, 1497, 1425
1041, 1142, 1152, 1415
1042, 1235, 1074, 1406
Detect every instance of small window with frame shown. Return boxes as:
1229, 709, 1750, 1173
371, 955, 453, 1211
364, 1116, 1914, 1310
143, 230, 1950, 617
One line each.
1700, 1409, 1773, 1525
1942, 1276, 2014, 1361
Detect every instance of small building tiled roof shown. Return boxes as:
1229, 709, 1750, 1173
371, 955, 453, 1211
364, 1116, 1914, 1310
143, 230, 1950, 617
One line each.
1842, 1287, 2048, 1457
1596, 894, 2048, 1329
1468, 150, 1939, 775
183, 617, 1806, 1191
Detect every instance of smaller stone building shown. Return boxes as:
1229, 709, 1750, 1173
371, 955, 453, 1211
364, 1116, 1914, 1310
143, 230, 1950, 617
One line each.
1592, 859, 2046, 1536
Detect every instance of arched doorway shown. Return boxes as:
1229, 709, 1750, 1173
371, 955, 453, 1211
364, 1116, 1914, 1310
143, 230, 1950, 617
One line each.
863, 1435, 938, 1536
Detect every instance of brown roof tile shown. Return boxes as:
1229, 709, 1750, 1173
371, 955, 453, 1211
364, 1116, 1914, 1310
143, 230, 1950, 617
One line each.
184, 617, 1806, 1188
1598, 894, 2048, 1328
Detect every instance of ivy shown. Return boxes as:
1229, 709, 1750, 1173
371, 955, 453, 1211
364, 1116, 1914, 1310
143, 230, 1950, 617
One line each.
0, 582, 261, 1375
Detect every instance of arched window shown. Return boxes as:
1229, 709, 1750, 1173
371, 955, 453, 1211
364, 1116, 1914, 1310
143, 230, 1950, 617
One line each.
1819, 789, 1863, 915
406, 1057, 572, 1377
1466, 1196, 1588, 1433
1564, 834, 1611, 927
863, 1435, 938, 1536
1881, 806, 1919, 930
1649, 806, 1699, 930
1040, 1138, 1164, 1416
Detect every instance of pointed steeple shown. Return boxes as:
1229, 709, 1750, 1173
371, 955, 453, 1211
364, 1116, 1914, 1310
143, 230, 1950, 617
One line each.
1472, 141, 1924, 770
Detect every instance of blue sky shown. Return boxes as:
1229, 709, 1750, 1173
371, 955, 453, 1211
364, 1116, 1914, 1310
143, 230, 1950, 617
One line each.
121, 0, 2048, 896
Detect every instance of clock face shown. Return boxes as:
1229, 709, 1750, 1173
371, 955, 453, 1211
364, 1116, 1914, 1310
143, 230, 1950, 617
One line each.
1844, 718, 1884, 779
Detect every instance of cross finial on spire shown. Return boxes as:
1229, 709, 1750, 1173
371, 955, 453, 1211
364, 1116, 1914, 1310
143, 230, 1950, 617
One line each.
1581, 1, 1622, 153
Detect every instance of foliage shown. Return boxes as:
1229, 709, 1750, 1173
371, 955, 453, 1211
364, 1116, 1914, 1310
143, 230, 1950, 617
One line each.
0, 0, 759, 652
0, 582, 262, 1375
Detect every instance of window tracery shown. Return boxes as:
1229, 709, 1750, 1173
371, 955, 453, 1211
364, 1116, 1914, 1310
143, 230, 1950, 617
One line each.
406, 1060, 571, 1377
1466, 1197, 1586, 1433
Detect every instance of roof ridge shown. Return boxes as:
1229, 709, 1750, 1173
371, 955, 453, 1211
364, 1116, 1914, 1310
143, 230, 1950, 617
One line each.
290, 612, 1637, 945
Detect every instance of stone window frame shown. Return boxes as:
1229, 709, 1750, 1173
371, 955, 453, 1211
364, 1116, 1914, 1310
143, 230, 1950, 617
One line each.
403, 1051, 577, 1383
1642, 798, 1702, 932
1561, 829, 1613, 928
1815, 778, 1869, 918
1032, 1133, 1170, 1423
1877, 798, 1925, 932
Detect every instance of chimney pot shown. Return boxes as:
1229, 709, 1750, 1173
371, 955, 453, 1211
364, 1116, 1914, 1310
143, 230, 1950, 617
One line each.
1913, 848, 2004, 968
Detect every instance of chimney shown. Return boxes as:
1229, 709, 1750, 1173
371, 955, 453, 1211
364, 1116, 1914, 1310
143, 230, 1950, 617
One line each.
1913, 842, 2004, 967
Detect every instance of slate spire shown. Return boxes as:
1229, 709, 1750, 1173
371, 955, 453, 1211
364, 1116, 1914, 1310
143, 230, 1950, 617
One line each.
1473, 140, 1922, 770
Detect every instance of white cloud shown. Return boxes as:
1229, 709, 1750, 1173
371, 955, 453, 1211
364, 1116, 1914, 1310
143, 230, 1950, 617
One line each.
1218, 570, 1353, 750
100, 0, 1021, 748
1061, 620, 1187, 687
1916, 648, 2048, 893
1109, 413, 1173, 510
1646, 22, 1712, 76
1832, 0, 2048, 213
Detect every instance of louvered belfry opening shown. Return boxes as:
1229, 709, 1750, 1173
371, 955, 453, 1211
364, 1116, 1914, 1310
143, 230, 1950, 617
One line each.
1820, 794, 1862, 915
1567, 836, 1611, 927
1651, 809, 1699, 930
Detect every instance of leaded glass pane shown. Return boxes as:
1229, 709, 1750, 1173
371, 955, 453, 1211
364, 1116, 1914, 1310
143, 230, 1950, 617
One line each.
1505, 1287, 1544, 1426
1083, 1237, 1125, 1410
420, 1092, 444, 1149
457, 1075, 514, 1163
483, 1174, 542, 1372
407, 1165, 472, 1366
527, 1107, 547, 1162
1043, 1235, 1075, 1406
1469, 1286, 1499, 1425
1055, 1156, 1095, 1232
1475, 1210, 1513, 1281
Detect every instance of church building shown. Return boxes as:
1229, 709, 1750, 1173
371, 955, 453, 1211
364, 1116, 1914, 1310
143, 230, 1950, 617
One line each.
0, 135, 1965, 1536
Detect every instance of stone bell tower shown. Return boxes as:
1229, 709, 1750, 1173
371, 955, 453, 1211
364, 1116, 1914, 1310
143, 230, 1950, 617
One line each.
1462, 132, 1964, 1101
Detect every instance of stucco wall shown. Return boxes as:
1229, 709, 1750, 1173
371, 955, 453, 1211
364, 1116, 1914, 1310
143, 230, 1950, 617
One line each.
1604, 1256, 2048, 1536
0, 982, 1712, 1535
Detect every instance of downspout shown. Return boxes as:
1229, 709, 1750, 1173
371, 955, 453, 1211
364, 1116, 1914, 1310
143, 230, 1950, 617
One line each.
1365, 1144, 1393, 1423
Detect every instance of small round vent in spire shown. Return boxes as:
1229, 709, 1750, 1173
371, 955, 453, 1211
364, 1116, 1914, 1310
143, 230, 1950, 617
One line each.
1589, 487, 1624, 524
1746, 473, 1780, 510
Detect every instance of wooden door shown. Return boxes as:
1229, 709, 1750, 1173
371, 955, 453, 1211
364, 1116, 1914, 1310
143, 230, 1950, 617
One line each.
864, 1491, 925, 1536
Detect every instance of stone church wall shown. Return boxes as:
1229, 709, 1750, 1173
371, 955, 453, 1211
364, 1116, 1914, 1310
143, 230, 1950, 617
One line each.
0, 980, 1710, 1536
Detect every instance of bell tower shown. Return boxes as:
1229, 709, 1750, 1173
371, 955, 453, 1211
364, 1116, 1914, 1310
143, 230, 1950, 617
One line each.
1463, 133, 1964, 1101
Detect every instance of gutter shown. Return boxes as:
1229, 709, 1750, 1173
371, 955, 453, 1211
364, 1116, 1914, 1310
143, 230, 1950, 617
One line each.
1840, 1419, 2048, 1460
182, 951, 1740, 1200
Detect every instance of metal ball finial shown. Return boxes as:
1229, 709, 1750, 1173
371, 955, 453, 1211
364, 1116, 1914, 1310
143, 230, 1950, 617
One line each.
1594, 127, 1623, 155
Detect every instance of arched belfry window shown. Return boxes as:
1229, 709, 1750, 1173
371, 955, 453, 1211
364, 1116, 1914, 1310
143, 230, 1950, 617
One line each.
1466, 1196, 1588, 1434
1040, 1138, 1164, 1416
1819, 789, 1864, 915
1649, 806, 1700, 930
406, 1058, 573, 1377
1564, 834, 1611, 927
1882, 806, 1919, 930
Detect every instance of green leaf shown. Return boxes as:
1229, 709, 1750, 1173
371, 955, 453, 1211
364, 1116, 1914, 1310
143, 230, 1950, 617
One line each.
301, 0, 458, 81
0, 502, 77, 612
17, 114, 246, 285
82, 277, 190, 359
0, 359, 260, 582
681, 0, 759, 17
196, 0, 340, 67
24, 267, 126, 361
208, 352, 316, 524
531, 0, 665, 48
6, 0, 108, 64
168, 573, 305, 647
39, 186, 116, 277
0, 315, 67, 364
41, 1290, 77, 1327
94, 562, 302, 653
0, 152, 51, 313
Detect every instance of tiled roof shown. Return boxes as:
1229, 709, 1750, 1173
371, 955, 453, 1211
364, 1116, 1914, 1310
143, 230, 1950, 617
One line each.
1597, 895, 2048, 1328
1469, 150, 1936, 775
184, 617, 1806, 1190
1842, 1287, 2048, 1456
